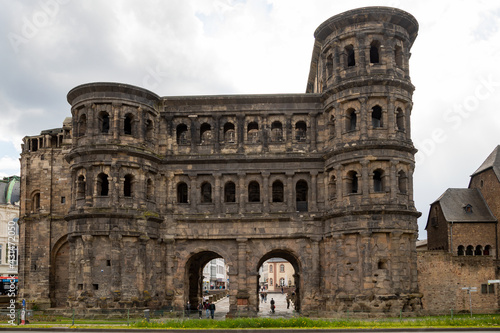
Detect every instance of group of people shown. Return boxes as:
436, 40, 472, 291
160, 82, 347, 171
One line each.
185, 300, 216, 319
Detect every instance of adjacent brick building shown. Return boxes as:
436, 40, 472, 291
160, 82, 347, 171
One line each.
18, 7, 422, 316
421, 145, 500, 314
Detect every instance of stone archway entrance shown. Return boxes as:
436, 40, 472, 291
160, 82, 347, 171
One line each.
256, 250, 301, 314
51, 242, 69, 308
185, 251, 227, 312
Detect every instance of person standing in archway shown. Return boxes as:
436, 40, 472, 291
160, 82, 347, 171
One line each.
270, 298, 275, 313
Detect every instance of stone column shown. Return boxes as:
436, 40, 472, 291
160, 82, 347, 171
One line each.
408, 164, 415, 206
406, 102, 413, 140
286, 172, 294, 211
285, 116, 293, 152
214, 173, 222, 212
237, 115, 245, 153
311, 237, 321, 289
336, 167, 343, 201
262, 172, 270, 213
360, 160, 370, 204
214, 116, 220, 153
262, 114, 269, 152
390, 160, 398, 201
189, 174, 197, 207
112, 103, 121, 141
359, 97, 368, 140
190, 117, 197, 153
67, 235, 77, 301
81, 234, 94, 293
390, 231, 403, 293
309, 112, 318, 151
310, 171, 318, 212
109, 231, 122, 294
387, 97, 396, 138
236, 238, 249, 308
238, 172, 246, 214
164, 237, 175, 305
357, 33, 367, 76
359, 231, 372, 293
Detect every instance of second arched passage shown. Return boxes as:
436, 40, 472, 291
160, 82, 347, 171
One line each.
256, 249, 302, 314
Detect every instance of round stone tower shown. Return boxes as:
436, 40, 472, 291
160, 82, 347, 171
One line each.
308, 7, 422, 313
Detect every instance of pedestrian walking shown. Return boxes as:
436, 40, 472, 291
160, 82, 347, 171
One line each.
286, 293, 290, 309
204, 301, 210, 318
270, 298, 275, 313
197, 301, 203, 319
209, 302, 216, 319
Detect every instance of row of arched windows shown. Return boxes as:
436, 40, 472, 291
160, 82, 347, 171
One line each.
326, 40, 404, 75
176, 120, 307, 145
176, 180, 309, 210
457, 245, 492, 256
343, 105, 405, 132
76, 173, 155, 200
77, 111, 154, 140
328, 169, 408, 197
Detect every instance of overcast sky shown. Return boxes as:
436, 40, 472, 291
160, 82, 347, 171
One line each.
1, 0, 500, 239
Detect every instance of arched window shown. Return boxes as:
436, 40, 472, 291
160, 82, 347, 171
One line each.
200, 123, 212, 144
280, 278, 285, 286
270, 278, 273, 285
329, 175, 337, 200
346, 108, 357, 131
295, 121, 307, 142
124, 174, 133, 197
398, 170, 407, 194
394, 45, 403, 68
269, 265, 273, 273
124, 114, 133, 135
457, 245, 465, 256
248, 181, 260, 202
272, 180, 284, 202
99, 112, 110, 134
347, 171, 358, 194
373, 169, 383, 192
271, 121, 283, 142
296, 180, 308, 212
224, 123, 235, 143
146, 178, 154, 200
372, 105, 382, 128
247, 122, 259, 143
177, 182, 188, 203
475, 245, 483, 256
370, 40, 380, 64
484, 245, 492, 256
465, 245, 474, 256
78, 114, 87, 137
145, 119, 154, 141
77, 175, 86, 199
201, 182, 212, 203
32, 192, 41, 211
176, 124, 188, 144
326, 54, 334, 77
224, 181, 236, 203
396, 108, 405, 131
345, 45, 355, 67
97, 173, 109, 196
280, 264, 285, 273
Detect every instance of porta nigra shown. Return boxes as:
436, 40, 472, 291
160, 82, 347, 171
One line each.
18, 7, 422, 316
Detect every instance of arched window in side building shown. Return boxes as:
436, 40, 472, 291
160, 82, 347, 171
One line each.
326, 54, 334, 77
248, 181, 260, 202
224, 181, 236, 203
346, 108, 357, 132
99, 112, 110, 134
124, 114, 133, 135
372, 105, 382, 128
296, 180, 308, 212
272, 180, 284, 202
457, 245, 465, 256
200, 123, 212, 144
77, 175, 86, 199
146, 178, 154, 200
97, 173, 109, 196
465, 245, 474, 256
32, 192, 41, 211
269, 265, 273, 273
347, 171, 358, 194
475, 245, 483, 256
247, 122, 259, 143
124, 174, 133, 197
484, 245, 492, 256
224, 122, 235, 143
201, 182, 212, 203
394, 45, 403, 68
177, 182, 188, 203
345, 45, 355, 67
271, 121, 283, 142
373, 169, 384, 192
176, 124, 189, 144
396, 108, 405, 131
145, 119, 154, 142
280, 264, 285, 272
329, 175, 337, 200
398, 170, 407, 194
295, 121, 307, 142
78, 114, 87, 137
370, 40, 381, 64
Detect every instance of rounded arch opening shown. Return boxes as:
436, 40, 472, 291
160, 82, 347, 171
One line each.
256, 249, 301, 314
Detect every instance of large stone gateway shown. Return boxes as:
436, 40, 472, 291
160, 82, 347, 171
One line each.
18, 7, 421, 317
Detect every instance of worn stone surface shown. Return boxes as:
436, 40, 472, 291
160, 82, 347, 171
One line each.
18, 7, 421, 316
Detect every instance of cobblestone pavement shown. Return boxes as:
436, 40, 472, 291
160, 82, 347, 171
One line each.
208, 292, 296, 320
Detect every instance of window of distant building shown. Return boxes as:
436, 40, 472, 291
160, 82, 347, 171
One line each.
464, 204, 473, 214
